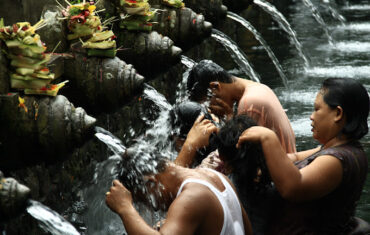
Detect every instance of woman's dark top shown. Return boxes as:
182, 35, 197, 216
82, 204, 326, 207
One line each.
268, 141, 368, 235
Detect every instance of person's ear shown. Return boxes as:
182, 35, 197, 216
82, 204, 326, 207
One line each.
334, 106, 344, 122
209, 81, 221, 91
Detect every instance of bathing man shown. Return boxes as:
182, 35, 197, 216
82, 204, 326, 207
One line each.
106, 155, 252, 235
175, 59, 296, 167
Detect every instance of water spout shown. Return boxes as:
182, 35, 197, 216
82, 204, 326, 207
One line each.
211, 29, 261, 83
27, 200, 80, 235
176, 56, 196, 104
0, 171, 31, 220
226, 11, 289, 88
321, 0, 346, 25
95, 127, 127, 156
301, 0, 334, 45
254, 0, 310, 68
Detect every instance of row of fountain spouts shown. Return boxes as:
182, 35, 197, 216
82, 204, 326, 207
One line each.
212, 0, 344, 88
0, 0, 345, 233
0, 0, 341, 220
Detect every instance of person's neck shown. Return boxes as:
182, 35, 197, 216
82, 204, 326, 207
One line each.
229, 76, 252, 102
322, 135, 351, 149
156, 163, 192, 201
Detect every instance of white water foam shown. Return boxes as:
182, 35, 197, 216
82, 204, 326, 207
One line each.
278, 90, 316, 105
342, 5, 370, 11
334, 23, 370, 32
306, 66, 370, 78
27, 200, 80, 235
318, 41, 370, 53
290, 117, 312, 137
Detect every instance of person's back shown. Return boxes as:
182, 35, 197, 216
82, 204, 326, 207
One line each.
186, 60, 296, 154
106, 160, 252, 235
176, 167, 250, 235
237, 80, 296, 153
213, 115, 278, 234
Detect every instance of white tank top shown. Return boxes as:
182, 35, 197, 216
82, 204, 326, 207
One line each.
176, 168, 245, 235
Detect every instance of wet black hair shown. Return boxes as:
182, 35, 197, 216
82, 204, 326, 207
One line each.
170, 101, 205, 138
117, 146, 168, 202
321, 77, 369, 140
169, 101, 218, 165
211, 115, 271, 194
187, 60, 234, 102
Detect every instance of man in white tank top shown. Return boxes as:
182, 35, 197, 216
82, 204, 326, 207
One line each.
106, 161, 252, 235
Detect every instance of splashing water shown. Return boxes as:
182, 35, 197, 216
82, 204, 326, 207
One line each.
227, 11, 289, 88
180, 55, 196, 69
95, 127, 126, 156
318, 41, 370, 53
176, 56, 196, 104
143, 84, 173, 112
254, 0, 310, 68
211, 29, 261, 83
342, 5, 370, 11
27, 200, 80, 235
306, 65, 370, 78
301, 0, 334, 45
335, 23, 370, 32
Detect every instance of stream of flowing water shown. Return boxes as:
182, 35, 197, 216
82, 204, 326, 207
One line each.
302, 0, 334, 44
211, 29, 261, 83
26, 200, 80, 235
226, 11, 289, 88
254, 0, 311, 68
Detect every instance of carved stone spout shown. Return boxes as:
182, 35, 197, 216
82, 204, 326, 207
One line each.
0, 42, 10, 94
116, 30, 182, 76
0, 171, 31, 220
180, 0, 227, 22
63, 51, 145, 113
0, 94, 96, 166
37, 5, 69, 53
150, 5, 213, 48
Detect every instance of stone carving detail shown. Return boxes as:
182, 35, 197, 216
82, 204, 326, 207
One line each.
0, 94, 96, 165
64, 51, 145, 112
116, 30, 182, 75
0, 42, 10, 94
0, 171, 31, 220
181, 0, 227, 22
151, 6, 212, 47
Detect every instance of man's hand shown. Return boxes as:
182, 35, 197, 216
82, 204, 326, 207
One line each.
198, 151, 223, 170
106, 180, 133, 216
185, 114, 218, 150
209, 97, 233, 119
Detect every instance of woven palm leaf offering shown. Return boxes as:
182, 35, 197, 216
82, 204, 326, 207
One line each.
118, 0, 157, 31
61, 0, 117, 58
162, 0, 185, 8
0, 19, 67, 96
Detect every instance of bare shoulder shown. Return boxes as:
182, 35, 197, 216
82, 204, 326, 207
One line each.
163, 182, 223, 234
295, 154, 343, 201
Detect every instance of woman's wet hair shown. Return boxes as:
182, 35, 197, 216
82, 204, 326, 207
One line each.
321, 77, 370, 140
169, 101, 218, 165
187, 60, 233, 102
211, 115, 271, 194
170, 101, 205, 138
